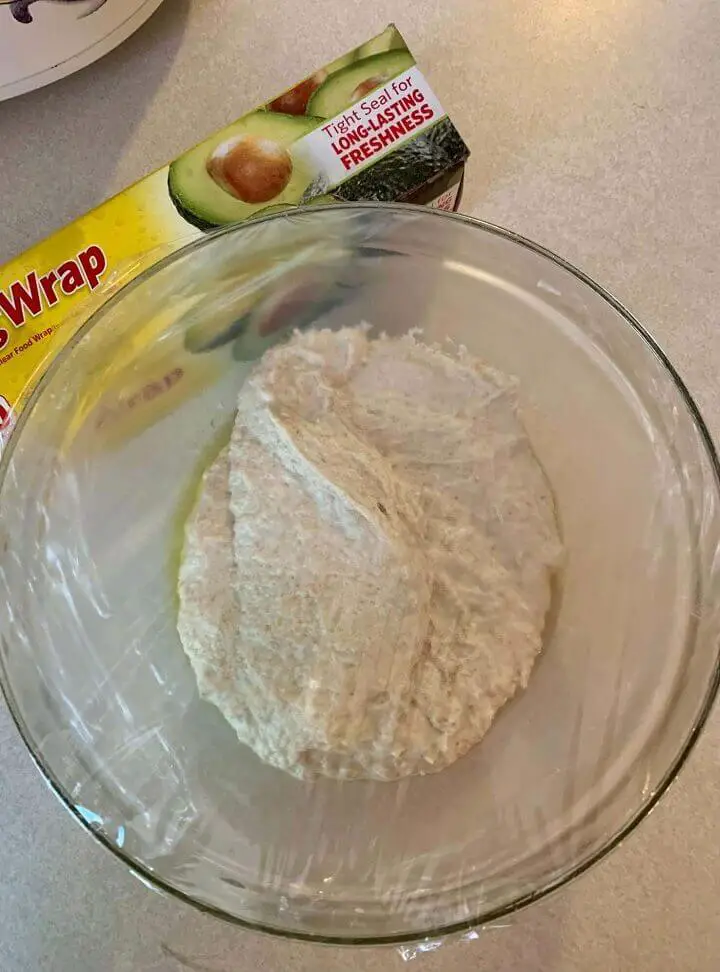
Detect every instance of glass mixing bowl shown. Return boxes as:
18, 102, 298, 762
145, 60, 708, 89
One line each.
1, 205, 719, 946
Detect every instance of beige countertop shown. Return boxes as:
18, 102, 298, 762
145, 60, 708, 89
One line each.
1, 1, 719, 969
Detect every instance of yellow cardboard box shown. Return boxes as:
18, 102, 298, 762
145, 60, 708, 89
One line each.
0, 24, 468, 447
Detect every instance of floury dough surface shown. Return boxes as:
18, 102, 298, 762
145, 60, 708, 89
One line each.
178, 328, 563, 780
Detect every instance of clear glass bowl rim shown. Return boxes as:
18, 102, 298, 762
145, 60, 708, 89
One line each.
1, 202, 719, 946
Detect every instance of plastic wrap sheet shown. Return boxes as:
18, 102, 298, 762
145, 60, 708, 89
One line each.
1, 206, 720, 953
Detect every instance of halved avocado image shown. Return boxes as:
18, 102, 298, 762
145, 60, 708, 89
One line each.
265, 45, 361, 117
168, 111, 324, 230
183, 242, 307, 353
185, 309, 253, 355
355, 25, 406, 60
184, 239, 350, 356
307, 50, 415, 118
231, 277, 345, 362
183, 276, 274, 354
267, 74, 326, 116
324, 49, 357, 75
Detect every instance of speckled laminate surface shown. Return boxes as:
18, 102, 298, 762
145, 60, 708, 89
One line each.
1, 2, 719, 969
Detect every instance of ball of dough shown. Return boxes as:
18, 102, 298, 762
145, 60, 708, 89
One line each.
178, 329, 562, 780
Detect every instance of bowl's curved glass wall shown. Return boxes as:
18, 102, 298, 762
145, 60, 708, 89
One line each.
1, 206, 718, 944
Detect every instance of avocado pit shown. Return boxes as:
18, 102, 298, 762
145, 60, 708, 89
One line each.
351, 75, 388, 101
268, 72, 327, 115
207, 135, 293, 205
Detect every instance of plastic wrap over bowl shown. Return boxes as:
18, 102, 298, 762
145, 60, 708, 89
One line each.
0, 204, 719, 947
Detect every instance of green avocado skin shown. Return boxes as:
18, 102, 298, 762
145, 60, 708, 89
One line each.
184, 314, 252, 354
354, 25, 406, 60
231, 287, 348, 362
167, 112, 324, 231
307, 50, 415, 118
167, 188, 218, 232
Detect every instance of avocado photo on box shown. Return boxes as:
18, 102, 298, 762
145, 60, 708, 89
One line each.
0, 23, 469, 442
168, 24, 469, 231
